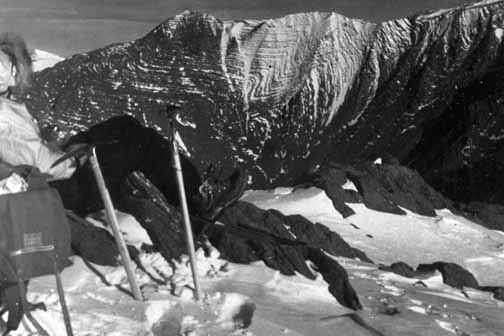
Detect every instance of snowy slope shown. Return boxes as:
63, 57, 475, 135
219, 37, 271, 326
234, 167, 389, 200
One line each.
8, 187, 503, 336
31, 49, 64, 72
243, 187, 504, 285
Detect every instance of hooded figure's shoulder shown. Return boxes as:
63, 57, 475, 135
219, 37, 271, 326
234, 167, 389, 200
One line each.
0, 97, 38, 131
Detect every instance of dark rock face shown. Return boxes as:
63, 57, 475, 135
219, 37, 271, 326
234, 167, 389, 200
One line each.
307, 248, 362, 310
416, 262, 480, 289
308, 166, 358, 218
210, 208, 315, 279
67, 214, 121, 266
208, 200, 369, 309
380, 261, 504, 302
117, 172, 191, 261
214, 201, 372, 264
480, 286, 504, 301
23, 2, 504, 207
284, 213, 371, 263
458, 202, 504, 231
310, 159, 452, 217
83, 174, 366, 309
66, 172, 192, 266
405, 70, 504, 206
378, 261, 417, 278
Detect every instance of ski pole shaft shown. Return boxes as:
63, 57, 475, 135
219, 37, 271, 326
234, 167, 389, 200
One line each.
50, 251, 74, 336
170, 118, 202, 301
89, 147, 143, 301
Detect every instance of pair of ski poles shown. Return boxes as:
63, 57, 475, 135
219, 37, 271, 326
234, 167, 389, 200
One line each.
53, 106, 202, 302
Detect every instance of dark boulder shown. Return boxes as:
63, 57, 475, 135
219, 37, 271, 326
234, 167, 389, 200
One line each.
310, 167, 357, 218
378, 261, 417, 278
416, 262, 479, 290
479, 286, 504, 302
380, 261, 504, 301
209, 200, 368, 309
215, 201, 372, 264
345, 165, 406, 216
207, 227, 261, 265
312, 160, 452, 217
213, 202, 318, 279
67, 172, 192, 266
116, 172, 194, 262
283, 213, 372, 263
66, 171, 209, 267
307, 248, 362, 310
67, 214, 121, 266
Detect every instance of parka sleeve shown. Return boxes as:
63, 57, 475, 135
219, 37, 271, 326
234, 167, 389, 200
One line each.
34, 138, 76, 180
0, 101, 76, 180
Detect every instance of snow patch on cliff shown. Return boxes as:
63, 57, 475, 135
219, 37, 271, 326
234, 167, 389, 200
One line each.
32, 49, 64, 72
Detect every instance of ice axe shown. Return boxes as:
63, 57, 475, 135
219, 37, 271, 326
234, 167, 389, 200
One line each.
52, 145, 143, 301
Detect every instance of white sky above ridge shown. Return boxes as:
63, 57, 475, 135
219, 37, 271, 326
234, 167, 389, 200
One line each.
0, 0, 475, 56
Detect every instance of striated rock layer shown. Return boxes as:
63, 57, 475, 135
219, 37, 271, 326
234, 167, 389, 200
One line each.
25, 0, 504, 204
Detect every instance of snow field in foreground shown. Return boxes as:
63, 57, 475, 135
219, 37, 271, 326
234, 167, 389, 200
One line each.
5, 187, 504, 336
242, 187, 504, 285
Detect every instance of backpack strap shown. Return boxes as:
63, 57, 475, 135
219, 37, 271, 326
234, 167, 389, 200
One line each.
0, 252, 49, 336
0, 253, 24, 333
1, 285, 24, 334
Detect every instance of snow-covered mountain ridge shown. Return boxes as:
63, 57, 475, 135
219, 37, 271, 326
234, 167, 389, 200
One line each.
31, 49, 64, 72
23, 1, 504, 207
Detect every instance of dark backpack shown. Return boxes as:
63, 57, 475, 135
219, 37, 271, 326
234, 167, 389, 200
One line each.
0, 165, 71, 333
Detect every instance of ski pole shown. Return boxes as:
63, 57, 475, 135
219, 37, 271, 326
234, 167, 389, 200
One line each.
50, 250, 74, 336
168, 108, 202, 301
88, 146, 143, 301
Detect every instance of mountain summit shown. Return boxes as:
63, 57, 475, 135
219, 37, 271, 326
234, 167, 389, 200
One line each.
25, 1, 504, 205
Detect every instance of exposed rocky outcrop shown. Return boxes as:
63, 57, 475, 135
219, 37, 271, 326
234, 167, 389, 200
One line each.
214, 201, 371, 261
72, 172, 367, 309
416, 262, 480, 290
67, 214, 122, 266
309, 158, 452, 217
117, 172, 191, 261
378, 261, 417, 278
209, 200, 370, 309
307, 158, 504, 233
480, 286, 504, 301
23, 1, 504, 207
67, 172, 196, 266
307, 248, 362, 310
380, 261, 504, 302
458, 202, 504, 231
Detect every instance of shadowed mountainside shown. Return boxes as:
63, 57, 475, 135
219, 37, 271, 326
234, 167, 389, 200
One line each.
24, 0, 504, 205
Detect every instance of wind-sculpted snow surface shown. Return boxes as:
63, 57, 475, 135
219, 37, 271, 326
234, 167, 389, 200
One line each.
26, 1, 504, 203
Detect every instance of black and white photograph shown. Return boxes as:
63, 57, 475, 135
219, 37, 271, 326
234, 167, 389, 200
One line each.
0, 0, 503, 335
